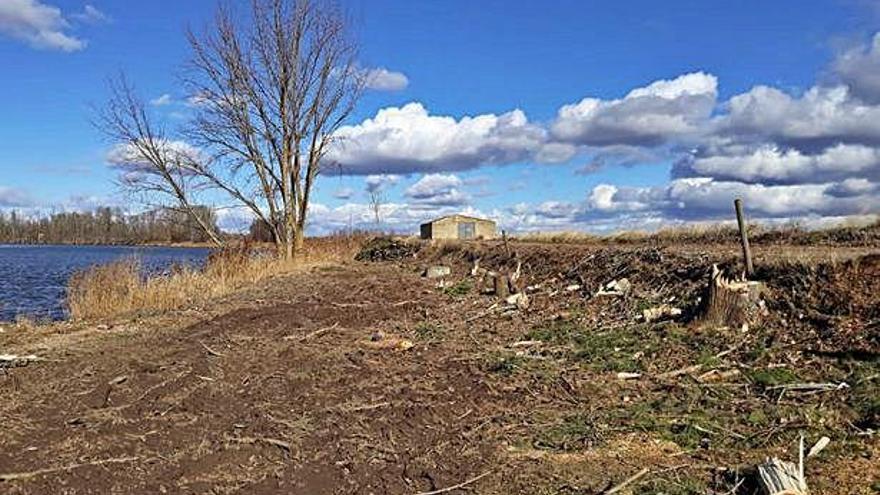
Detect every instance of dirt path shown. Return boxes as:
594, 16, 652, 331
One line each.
2, 263, 512, 494
1, 247, 878, 494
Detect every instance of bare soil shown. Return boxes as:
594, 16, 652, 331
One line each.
1, 239, 878, 494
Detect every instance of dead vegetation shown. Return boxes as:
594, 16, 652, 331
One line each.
393, 237, 879, 493
1, 232, 877, 494
517, 218, 880, 248
67, 235, 365, 320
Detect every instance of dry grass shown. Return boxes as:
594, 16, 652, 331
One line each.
517, 225, 742, 244
67, 235, 365, 321
516, 219, 880, 246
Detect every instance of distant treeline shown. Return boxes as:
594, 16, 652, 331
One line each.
0, 206, 220, 245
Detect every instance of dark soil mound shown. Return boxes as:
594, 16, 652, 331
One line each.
354, 236, 420, 262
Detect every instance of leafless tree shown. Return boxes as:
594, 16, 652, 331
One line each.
368, 189, 385, 229
185, 0, 363, 258
98, 0, 364, 258
97, 75, 224, 247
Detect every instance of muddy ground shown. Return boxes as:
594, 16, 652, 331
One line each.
1, 238, 878, 494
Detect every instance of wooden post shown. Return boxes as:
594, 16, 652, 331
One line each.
502, 230, 510, 256
734, 198, 754, 279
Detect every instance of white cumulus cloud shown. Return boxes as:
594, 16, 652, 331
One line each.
363, 67, 409, 91
715, 85, 880, 147
405, 174, 469, 206
551, 72, 718, 146
328, 102, 547, 175
150, 94, 173, 107
364, 174, 400, 193
832, 33, 880, 104
0, 0, 86, 52
677, 143, 880, 185
71, 4, 109, 24
0, 186, 33, 207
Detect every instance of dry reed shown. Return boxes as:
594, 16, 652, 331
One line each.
67, 235, 365, 321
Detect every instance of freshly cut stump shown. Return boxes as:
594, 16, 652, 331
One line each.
494, 274, 510, 299
699, 264, 765, 328
758, 458, 808, 495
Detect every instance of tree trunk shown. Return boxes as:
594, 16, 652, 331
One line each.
699, 264, 766, 328
293, 227, 305, 258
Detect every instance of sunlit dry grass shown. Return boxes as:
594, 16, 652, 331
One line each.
516, 219, 880, 246
67, 235, 366, 321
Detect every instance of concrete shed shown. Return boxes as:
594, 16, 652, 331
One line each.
419, 215, 496, 240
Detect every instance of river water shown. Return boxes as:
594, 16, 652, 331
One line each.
0, 245, 210, 322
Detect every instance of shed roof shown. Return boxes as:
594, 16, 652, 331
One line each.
421, 214, 494, 225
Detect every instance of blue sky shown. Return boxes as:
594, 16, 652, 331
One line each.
1, 0, 880, 233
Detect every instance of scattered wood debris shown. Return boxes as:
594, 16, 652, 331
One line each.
596, 278, 631, 297
423, 265, 451, 279
640, 304, 682, 323
0, 354, 42, 368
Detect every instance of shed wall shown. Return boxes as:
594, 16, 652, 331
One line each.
419, 223, 432, 239
430, 218, 459, 239
420, 217, 497, 240
474, 220, 496, 239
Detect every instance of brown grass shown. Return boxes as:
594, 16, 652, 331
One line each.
516, 218, 880, 246
67, 235, 366, 321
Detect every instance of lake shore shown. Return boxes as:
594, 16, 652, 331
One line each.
1, 236, 878, 493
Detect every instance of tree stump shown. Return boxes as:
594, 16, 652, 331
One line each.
494, 274, 510, 299
699, 264, 766, 328
758, 458, 808, 494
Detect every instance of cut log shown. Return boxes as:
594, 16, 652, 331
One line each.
699, 264, 766, 328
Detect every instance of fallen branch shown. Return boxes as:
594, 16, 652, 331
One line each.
413, 469, 494, 495
604, 467, 649, 494
509, 340, 542, 348
766, 382, 849, 392
657, 364, 703, 379
465, 303, 500, 323
288, 322, 340, 342
0, 456, 139, 482
199, 341, 224, 357
233, 436, 292, 452
331, 301, 370, 308
391, 300, 419, 307
343, 401, 390, 413
0, 354, 42, 368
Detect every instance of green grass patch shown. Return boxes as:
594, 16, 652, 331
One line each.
747, 367, 799, 387
525, 319, 585, 344
635, 477, 708, 495
533, 413, 600, 451
525, 318, 671, 373
485, 354, 528, 375
413, 322, 444, 341
442, 279, 473, 297
573, 326, 658, 373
